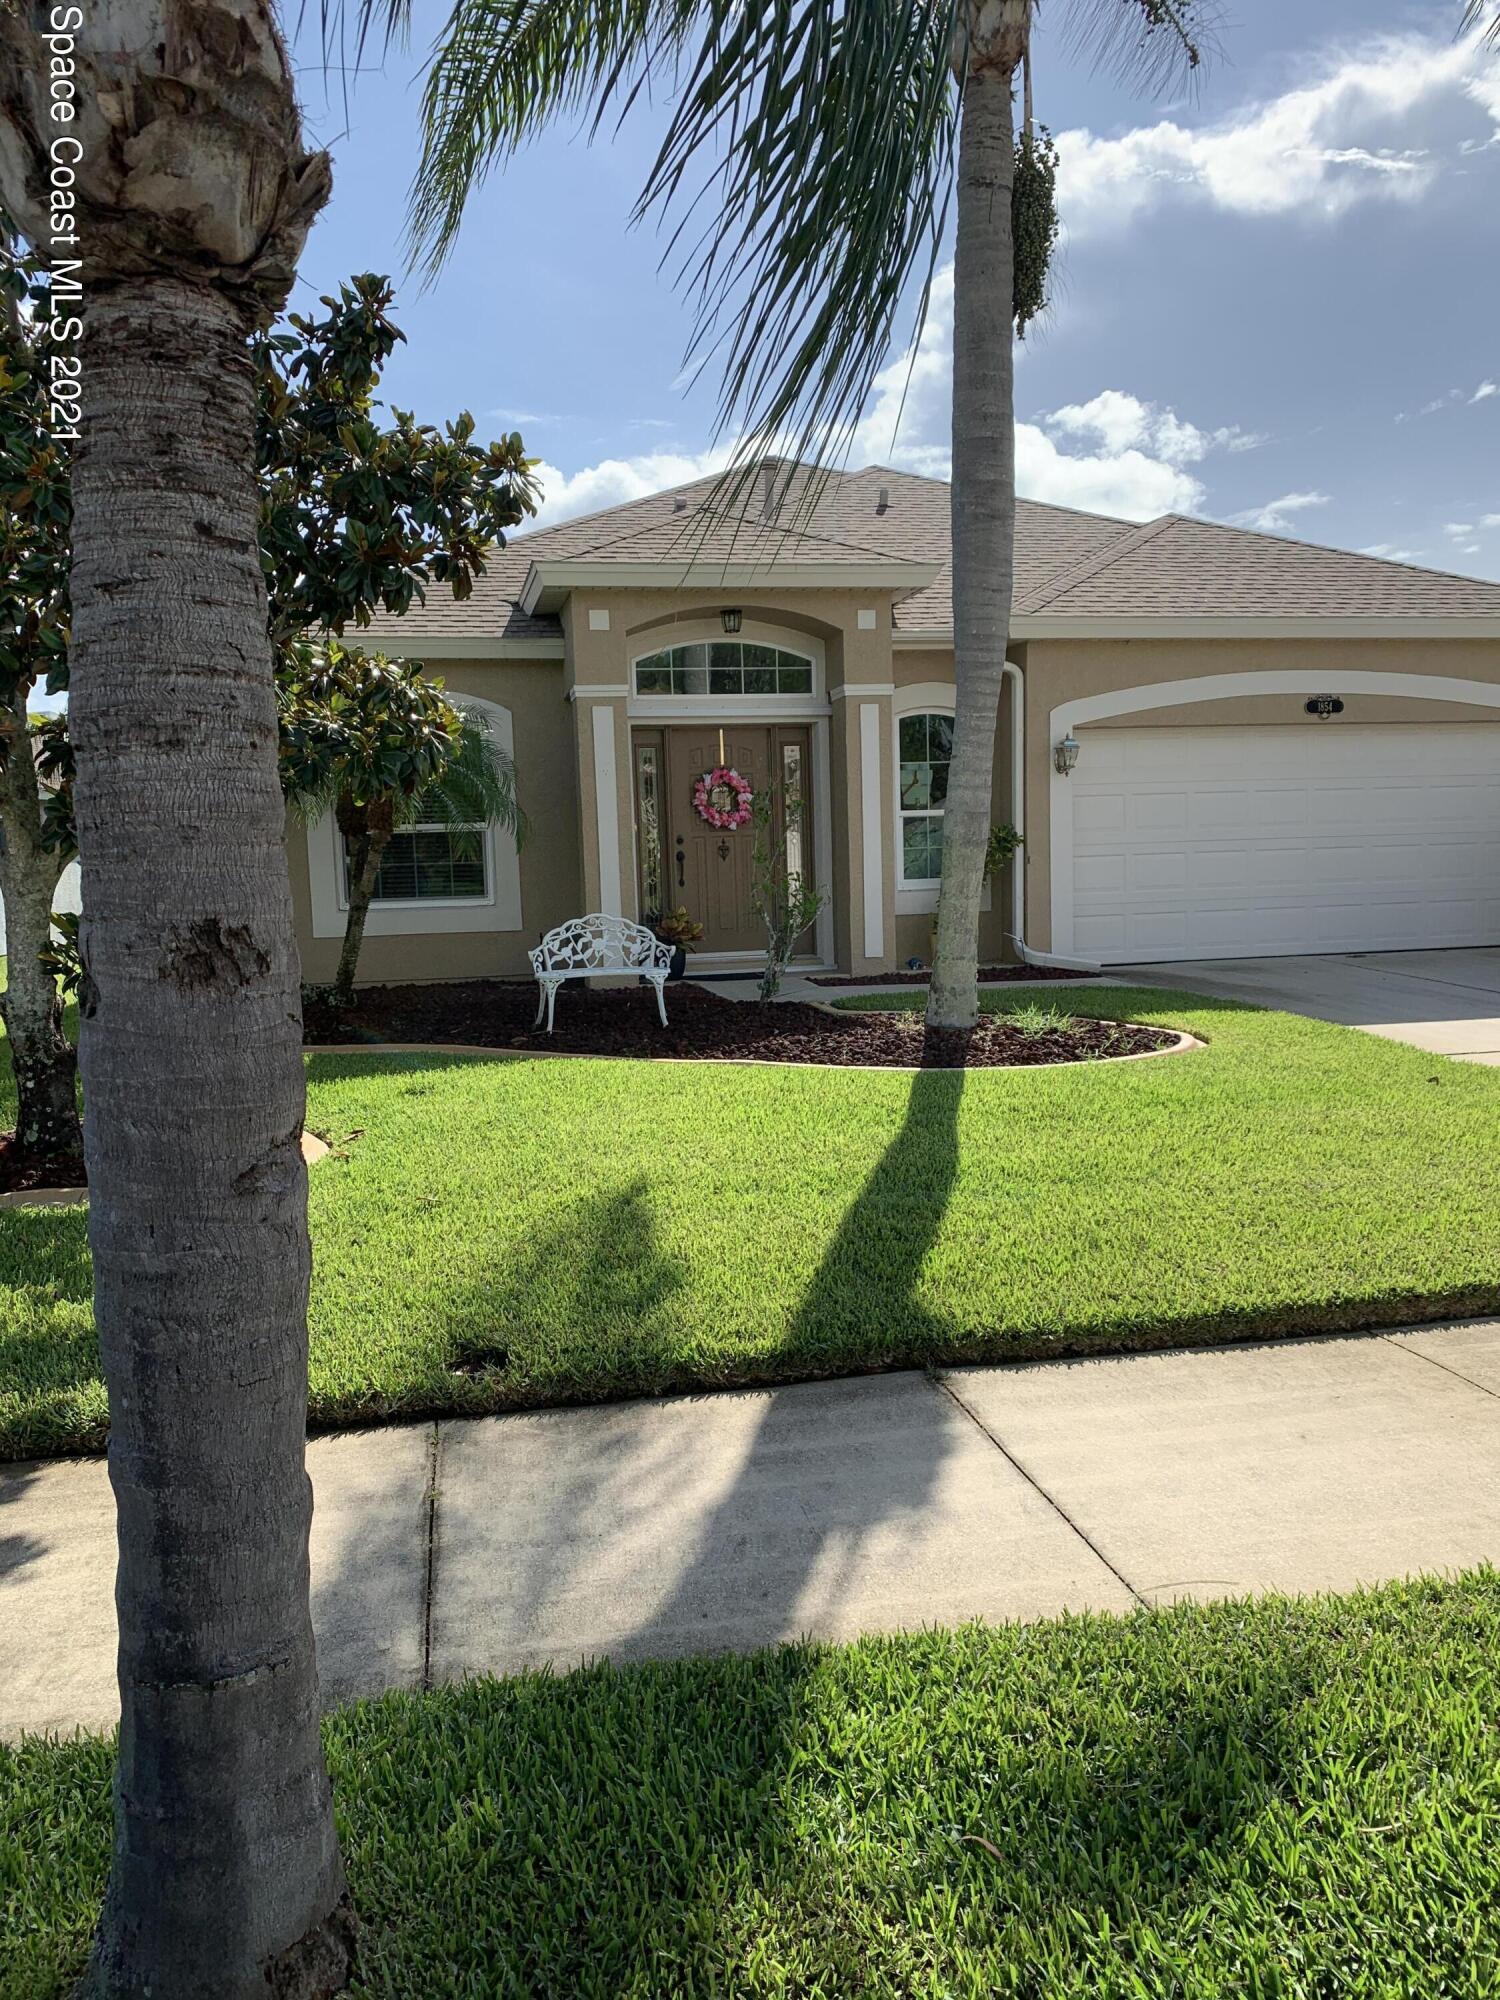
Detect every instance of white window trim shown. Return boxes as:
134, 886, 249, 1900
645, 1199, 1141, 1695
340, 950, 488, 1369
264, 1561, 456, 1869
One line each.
344, 821, 495, 909
627, 619, 825, 718
1047, 668, 1500, 955
306, 694, 523, 938
892, 680, 993, 918
893, 682, 952, 916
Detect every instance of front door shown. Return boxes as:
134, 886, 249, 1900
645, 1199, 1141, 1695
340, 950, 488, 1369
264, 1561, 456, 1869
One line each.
634, 725, 815, 956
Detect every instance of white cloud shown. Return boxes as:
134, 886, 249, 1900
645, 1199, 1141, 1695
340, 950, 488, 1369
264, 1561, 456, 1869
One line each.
491, 406, 572, 427
1482, 514, 1500, 529
1360, 543, 1425, 563
1055, 31, 1500, 234
531, 266, 1263, 534
1444, 522, 1483, 555
851, 264, 957, 480
1400, 379, 1500, 420
530, 447, 732, 527
1044, 390, 1259, 467
1229, 491, 1331, 534
849, 268, 1236, 519
1015, 427, 1205, 518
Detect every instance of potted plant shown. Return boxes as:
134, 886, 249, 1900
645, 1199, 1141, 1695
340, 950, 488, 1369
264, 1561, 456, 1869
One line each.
650, 906, 704, 981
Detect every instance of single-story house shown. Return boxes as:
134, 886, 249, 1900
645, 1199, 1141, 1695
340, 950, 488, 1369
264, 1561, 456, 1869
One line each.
289, 460, 1500, 983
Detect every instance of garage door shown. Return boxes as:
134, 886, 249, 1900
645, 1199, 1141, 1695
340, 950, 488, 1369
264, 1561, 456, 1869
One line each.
1069, 723, 1500, 963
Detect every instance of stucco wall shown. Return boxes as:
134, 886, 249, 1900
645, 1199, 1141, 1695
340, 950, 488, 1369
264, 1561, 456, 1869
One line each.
290, 657, 581, 986
563, 586, 905, 974
1022, 635, 1500, 954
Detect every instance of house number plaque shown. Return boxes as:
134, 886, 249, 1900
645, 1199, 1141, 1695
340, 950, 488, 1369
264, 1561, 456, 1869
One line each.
1305, 695, 1345, 717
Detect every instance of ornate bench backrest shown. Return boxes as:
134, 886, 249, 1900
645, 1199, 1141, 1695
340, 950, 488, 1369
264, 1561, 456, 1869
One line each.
531, 913, 671, 975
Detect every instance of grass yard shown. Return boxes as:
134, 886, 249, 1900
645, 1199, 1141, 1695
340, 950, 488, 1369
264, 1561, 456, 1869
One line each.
4, 986, 1500, 1460
5, 1570, 1499, 1997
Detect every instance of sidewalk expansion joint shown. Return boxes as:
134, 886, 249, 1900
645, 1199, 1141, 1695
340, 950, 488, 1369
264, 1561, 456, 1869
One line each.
1380, 1333, 1500, 1402
421, 1422, 441, 1690
931, 1374, 1149, 1610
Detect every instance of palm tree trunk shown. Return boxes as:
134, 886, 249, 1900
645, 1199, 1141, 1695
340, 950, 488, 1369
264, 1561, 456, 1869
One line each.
0, 686, 81, 1174
70, 277, 350, 1998
927, 18, 1022, 1034
333, 824, 392, 1008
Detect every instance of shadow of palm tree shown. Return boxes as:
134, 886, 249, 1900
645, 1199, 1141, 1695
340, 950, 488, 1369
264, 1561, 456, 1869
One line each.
413, 1068, 967, 1677
612, 1065, 965, 1660
328, 1599, 1345, 1998
0, 1460, 47, 1581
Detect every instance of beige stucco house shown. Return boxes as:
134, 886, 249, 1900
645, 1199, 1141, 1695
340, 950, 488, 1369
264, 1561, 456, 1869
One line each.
289, 462, 1500, 984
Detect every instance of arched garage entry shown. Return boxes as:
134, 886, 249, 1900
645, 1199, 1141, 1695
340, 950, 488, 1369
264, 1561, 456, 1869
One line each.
1048, 672, 1500, 962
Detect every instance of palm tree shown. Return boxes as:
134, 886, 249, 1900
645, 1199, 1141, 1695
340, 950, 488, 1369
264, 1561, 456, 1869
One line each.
0, 1, 353, 1993
280, 645, 526, 1004
347, 0, 1205, 1031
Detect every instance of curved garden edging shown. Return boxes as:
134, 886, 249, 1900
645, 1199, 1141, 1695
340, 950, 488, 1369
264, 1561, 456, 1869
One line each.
301, 1027, 1205, 1075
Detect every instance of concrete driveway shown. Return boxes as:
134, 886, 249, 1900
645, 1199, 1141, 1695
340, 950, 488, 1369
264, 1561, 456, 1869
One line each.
1122, 947, 1500, 1062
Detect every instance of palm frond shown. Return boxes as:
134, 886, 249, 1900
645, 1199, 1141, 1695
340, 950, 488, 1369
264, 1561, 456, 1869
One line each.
401, 0, 958, 476
404, 702, 527, 845
1461, 0, 1500, 46
321, 0, 1212, 485
1060, 0, 1220, 83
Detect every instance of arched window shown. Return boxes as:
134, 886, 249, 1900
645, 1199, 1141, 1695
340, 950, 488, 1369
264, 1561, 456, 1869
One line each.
897, 711, 953, 884
633, 640, 814, 696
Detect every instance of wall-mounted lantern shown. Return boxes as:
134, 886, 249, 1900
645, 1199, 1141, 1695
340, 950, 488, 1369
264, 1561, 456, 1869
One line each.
720, 608, 743, 634
1054, 732, 1081, 776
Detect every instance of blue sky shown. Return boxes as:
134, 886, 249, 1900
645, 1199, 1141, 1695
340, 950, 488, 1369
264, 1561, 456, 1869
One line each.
287, 1, 1500, 576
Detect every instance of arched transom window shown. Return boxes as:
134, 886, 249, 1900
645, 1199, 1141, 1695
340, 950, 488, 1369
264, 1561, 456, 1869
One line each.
634, 640, 814, 697
898, 711, 953, 884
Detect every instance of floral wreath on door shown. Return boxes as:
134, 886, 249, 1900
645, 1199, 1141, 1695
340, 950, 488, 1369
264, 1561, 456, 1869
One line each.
693, 765, 754, 829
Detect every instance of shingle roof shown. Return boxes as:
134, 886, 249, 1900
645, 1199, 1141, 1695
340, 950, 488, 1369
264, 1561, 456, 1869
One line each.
1023, 512, 1500, 619
375, 460, 1500, 647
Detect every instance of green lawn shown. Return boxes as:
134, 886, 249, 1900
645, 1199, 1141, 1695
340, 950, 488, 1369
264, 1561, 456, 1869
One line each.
5, 1571, 1499, 1997
4, 986, 1500, 1461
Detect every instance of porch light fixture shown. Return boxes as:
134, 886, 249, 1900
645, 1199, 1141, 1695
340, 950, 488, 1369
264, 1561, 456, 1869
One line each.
720, 607, 743, 634
1054, 732, 1081, 776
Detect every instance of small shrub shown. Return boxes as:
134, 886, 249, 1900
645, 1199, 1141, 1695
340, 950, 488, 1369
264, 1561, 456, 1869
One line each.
1002, 1000, 1077, 1038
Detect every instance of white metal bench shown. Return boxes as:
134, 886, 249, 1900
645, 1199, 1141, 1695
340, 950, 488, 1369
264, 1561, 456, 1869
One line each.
529, 913, 675, 1033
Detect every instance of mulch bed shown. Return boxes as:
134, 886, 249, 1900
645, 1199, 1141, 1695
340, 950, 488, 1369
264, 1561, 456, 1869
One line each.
810, 965, 1095, 987
302, 978, 1176, 1071
0, 1132, 87, 1197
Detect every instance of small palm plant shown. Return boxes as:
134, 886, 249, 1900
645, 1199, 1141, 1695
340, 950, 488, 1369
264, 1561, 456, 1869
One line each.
279, 642, 525, 1005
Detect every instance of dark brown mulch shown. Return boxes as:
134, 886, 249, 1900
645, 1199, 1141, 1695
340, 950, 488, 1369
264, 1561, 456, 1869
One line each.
810, 965, 1095, 987
302, 978, 1176, 1071
0, 1132, 87, 1196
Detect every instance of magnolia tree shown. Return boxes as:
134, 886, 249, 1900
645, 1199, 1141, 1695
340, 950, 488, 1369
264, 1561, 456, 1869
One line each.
0, 252, 537, 1168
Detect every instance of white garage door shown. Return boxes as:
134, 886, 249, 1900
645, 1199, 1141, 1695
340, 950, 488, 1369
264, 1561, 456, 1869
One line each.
1070, 723, 1500, 963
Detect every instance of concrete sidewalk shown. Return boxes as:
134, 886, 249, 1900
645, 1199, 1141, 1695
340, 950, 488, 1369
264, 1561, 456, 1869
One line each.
4, 1320, 1498, 1738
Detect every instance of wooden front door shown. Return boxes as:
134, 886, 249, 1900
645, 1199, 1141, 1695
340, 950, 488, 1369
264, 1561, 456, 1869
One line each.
642, 725, 815, 956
